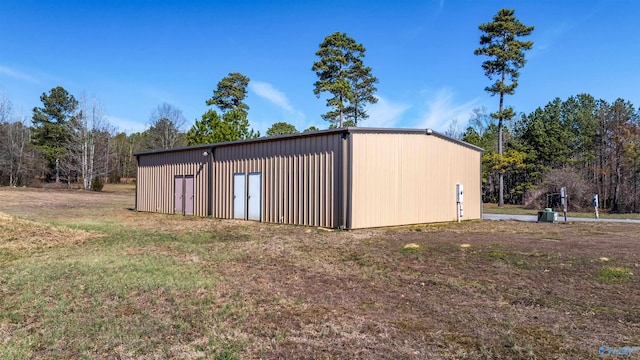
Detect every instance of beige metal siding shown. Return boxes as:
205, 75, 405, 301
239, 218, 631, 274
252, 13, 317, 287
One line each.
136, 149, 211, 216
213, 133, 343, 228
349, 133, 482, 229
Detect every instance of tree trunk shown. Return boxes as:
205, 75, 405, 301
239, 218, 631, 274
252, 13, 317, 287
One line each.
56, 158, 60, 183
498, 73, 505, 207
88, 140, 95, 189
339, 92, 343, 128
15, 124, 26, 186
633, 171, 638, 213
83, 135, 89, 190
613, 153, 622, 212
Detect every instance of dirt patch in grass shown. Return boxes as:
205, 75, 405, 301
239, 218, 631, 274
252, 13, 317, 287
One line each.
1, 188, 639, 359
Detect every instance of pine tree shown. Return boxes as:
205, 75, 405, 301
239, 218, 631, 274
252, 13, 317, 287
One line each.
206, 72, 250, 115
312, 32, 377, 127
31, 86, 78, 182
346, 57, 378, 126
266, 122, 298, 136
186, 109, 259, 146
475, 9, 534, 206
191, 72, 258, 145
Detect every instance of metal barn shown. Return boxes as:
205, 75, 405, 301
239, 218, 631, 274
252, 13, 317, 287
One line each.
134, 128, 483, 229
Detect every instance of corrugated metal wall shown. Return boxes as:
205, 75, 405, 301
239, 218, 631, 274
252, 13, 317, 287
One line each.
136, 149, 211, 216
349, 132, 482, 229
212, 133, 343, 228
135, 129, 482, 229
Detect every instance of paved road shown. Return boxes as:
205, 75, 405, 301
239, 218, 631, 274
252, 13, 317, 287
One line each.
482, 213, 640, 224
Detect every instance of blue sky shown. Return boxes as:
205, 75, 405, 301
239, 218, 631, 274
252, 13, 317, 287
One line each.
1, 0, 639, 135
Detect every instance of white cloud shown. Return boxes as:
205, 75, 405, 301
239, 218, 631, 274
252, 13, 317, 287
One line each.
107, 115, 147, 134
0, 64, 39, 83
365, 96, 411, 128
529, 22, 567, 59
250, 81, 295, 113
414, 88, 478, 131
249, 80, 311, 133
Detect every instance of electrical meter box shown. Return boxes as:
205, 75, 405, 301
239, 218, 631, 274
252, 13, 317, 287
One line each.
456, 184, 464, 203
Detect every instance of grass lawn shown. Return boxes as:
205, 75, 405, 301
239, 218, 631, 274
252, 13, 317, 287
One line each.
0, 187, 638, 359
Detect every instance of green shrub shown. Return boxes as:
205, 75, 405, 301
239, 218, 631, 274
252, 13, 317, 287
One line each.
91, 178, 104, 192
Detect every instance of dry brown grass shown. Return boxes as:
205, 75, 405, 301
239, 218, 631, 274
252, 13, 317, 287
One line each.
0, 211, 101, 251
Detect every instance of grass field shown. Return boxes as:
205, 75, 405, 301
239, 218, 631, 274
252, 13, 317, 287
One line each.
1, 186, 638, 359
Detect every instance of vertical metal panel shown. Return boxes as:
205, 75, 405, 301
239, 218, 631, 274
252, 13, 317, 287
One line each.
213, 133, 342, 228
136, 149, 210, 217
349, 133, 482, 229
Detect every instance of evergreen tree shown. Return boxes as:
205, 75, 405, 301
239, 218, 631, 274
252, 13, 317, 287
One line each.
475, 8, 534, 206
223, 109, 260, 140
312, 32, 378, 127
190, 72, 258, 145
563, 94, 598, 173
187, 110, 230, 145
187, 109, 259, 146
517, 98, 575, 170
266, 122, 298, 136
206, 72, 250, 115
31, 86, 78, 182
345, 57, 378, 126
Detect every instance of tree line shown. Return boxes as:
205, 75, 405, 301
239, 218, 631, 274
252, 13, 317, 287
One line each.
185, 31, 378, 143
0, 88, 186, 188
468, 8, 640, 213
2, 9, 638, 214
0, 29, 380, 189
462, 95, 640, 213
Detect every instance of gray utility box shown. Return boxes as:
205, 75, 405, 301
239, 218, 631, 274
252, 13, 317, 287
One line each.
538, 208, 558, 223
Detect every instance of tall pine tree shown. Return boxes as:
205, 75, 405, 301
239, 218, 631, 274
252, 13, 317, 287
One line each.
475, 9, 534, 206
206, 72, 250, 115
31, 86, 78, 182
312, 32, 378, 127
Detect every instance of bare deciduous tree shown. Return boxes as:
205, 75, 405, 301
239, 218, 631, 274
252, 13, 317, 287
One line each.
444, 118, 462, 140
144, 103, 187, 150
64, 94, 112, 189
0, 93, 35, 186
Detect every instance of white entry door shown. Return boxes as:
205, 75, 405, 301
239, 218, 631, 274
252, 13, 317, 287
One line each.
248, 173, 261, 221
233, 173, 245, 219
